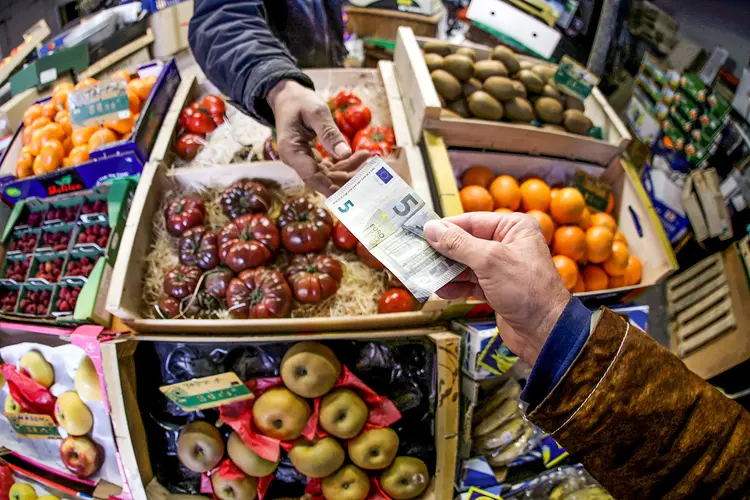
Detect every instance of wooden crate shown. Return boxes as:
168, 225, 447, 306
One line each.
394, 28, 632, 166
100, 329, 460, 500
667, 245, 750, 379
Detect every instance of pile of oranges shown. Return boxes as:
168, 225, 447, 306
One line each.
459, 165, 642, 292
15, 70, 157, 179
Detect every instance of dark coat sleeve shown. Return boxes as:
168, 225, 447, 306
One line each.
528, 308, 750, 499
188, 0, 314, 125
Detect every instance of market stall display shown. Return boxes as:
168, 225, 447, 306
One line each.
393, 28, 631, 166
100, 331, 459, 500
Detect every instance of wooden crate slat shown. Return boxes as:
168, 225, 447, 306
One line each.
666, 253, 722, 292
667, 260, 724, 302
675, 284, 730, 325
668, 273, 727, 316
677, 298, 733, 341
678, 313, 737, 357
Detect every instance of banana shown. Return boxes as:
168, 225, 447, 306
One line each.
473, 397, 519, 437
473, 415, 526, 452
485, 424, 533, 467
472, 380, 521, 425
564, 487, 613, 500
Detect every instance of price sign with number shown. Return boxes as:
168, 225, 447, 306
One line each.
6, 413, 61, 439
160, 372, 254, 411
68, 81, 131, 128
553, 55, 600, 101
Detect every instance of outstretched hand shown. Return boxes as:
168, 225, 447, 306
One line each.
424, 212, 571, 365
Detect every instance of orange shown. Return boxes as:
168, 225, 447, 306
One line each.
494, 208, 512, 213
33, 139, 64, 175
552, 225, 586, 261
88, 128, 118, 151
461, 166, 495, 188
63, 157, 72, 168
139, 75, 157, 100
41, 100, 58, 120
62, 136, 74, 156
127, 79, 145, 99
527, 209, 555, 245
16, 156, 33, 178
31, 117, 51, 130
19, 145, 35, 162
68, 145, 90, 166
579, 207, 592, 230
591, 212, 617, 233
573, 273, 585, 293
40, 123, 66, 142
110, 69, 131, 82
552, 255, 578, 291
53, 81, 74, 94
22, 125, 35, 145
582, 265, 609, 291
624, 255, 642, 286
608, 274, 627, 288
53, 89, 69, 110
550, 187, 560, 203
29, 129, 46, 156
606, 192, 615, 213
602, 241, 629, 277
104, 116, 134, 136
75, 77, 98, 90
585, 226, 614, 264
549, 187, 585, 224
23, 104, 43, 127
127, 90, 141, 115
72, 126, 99, 147
489, 175, 521, 211
614, 231, 627, 245
460, 185, 494, 212
55, 113, 72, 136
520, 178, 551, 212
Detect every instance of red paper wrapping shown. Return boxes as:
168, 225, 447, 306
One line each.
304, 477, 324, 500
0, 465, 12, 500
219, 376, 317, 463
369, 476, 393, 500
201, 458, 273, 500
0, 364, 56, 418
313, 365, 402, 438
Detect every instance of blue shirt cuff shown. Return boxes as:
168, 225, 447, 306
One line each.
521, 297, 593, 411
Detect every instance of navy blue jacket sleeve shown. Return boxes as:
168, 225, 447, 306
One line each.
521, 297, 592, 411
188, 0, 314, 125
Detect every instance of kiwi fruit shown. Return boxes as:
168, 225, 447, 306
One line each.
423, 41, 451, 56
424, 53, 444, 73
531, 64, 556, 82
565, 95, 585, 111
442, 54, 474, 81
438, 93, 446, 107
504, 97, 535, 122
431, 69, 462, 101
483, 76, 523, 101
542, 124, 566, 132
456, 47, 477, 60
491, 46, 521, 75
520, 60, 533, 71
534, 97, 564, 124
468, 91, 503, 121
540, 84, 563, 102
441, 108, 463, 119
511, 81, 527, 99
563, 109, 593, 134
463, 77, 483, 98
473, 60, 508, 81
516, 69, 545, 93
450, 99, 471, 118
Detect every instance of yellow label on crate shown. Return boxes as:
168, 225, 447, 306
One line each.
160, 372, 254, 411
467, 487, 503, 500
7, 413, 61, 439
478, 329, 519, 376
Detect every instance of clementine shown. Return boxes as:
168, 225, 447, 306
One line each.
624, 255, 642, 286
62, 136, 73, 156
30, 117, 51, 130
527, 209, 555, 245
461, 166, 495, 188
608, 274, 627, 288
602, 241, 629, 277
68, 145, 90, 166
33, 139, 64, 175
606, 192, 615, 213
585, 226, 614, 264
53, 89, 69, 110
75, 77, 98, 90
40, 123, 66, 142
23, 104, 43, 127
110, 69, 131, 83
614, 231, 627, 245
460, 185, 494, 212
549, 187, 585, 224
591, 212, 617, 233
88, 128, 118, 151
489, 175, 521, 211
520, 178, 551, 212
582, 265, 609, 291
579, 207, 592, 230
104, 116, 134, 136
72, 126, 100, 147
494, 208, 513, 213
127, 90, 141, 115
552, 225, 586, 261
552, 255, 578, 291
41, 100, 57, 120
139, 75, 157, 100
16, 157, 33, 178
52, 81, 74, 94
573, 273, 585, 293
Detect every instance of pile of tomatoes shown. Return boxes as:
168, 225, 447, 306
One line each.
318, 90, 396, 157
157, 183, 416, 319
15, 70, 156, 179
175, 95, 226, 160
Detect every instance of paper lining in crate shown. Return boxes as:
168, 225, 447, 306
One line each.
99, 328, 459, 500
428, 147, 676, 306
393, 27, 632, 166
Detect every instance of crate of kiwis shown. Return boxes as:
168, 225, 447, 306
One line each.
393, 28, 632, 167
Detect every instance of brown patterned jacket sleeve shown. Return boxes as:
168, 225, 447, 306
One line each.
528, 307, 750, 499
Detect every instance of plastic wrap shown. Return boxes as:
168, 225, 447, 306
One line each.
135, 338, 437, 496
504, 465, 613, 499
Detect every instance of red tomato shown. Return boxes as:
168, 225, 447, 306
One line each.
334, 108, 356, 138
333, 221, 357, 251
353, 126, 395, 156
277, 198, 334, 253
176, 133, 205, 160
218, 214, 280, 273
378, 288, 415, 314
285, 253, 343, 304
328, 90, 362, 110
356, 242, 384, 270
185, 110, 216, 135
164, 196, 206, 236
180, 107, 196, 130
342, 104, 371, 133
201, 95, 226, 116
354, 137, 385, 156
226, 267, 292, 318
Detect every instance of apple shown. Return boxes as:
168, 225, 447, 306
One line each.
227, 431, 279, 477
211, 471, 258, 500
5, 394, 21, 414
55, 391, 93, 436
37, 496, 61, 500
319, 388, 368, 439
348, 427, 399, 470
59, 435, 104, 477
74, 356, 102, 401
19, 351, 54, 388
177, 421, 225, 473
288, 437, 345, 478
252, 387, 311, 440
280, 342, 341, 398
0, 365, 5, 387
321, 464, 370, 500
380, 457, 429, 500
9, 484, 37, 500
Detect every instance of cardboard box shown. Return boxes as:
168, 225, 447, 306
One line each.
10, 44, 89, 97
452, 319, 518, 380
393, 28, 632, 166
150, 1, 194, 58
345, 0, 442, 16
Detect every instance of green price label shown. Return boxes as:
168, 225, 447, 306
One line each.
68, 81, 131, 128
574, 169, 611, 212
7, 413, 61, 440
160, 372, 254, 411
554, 55, 600, 101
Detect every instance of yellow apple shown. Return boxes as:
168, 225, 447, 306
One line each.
319, 388, 368, 439
211, 471, 257, 500
5, 394, 21, 414
177, 421, 225, 473
74, 356, 102, 401
0, 365, 5, 387
59, 435, 104, 477
19, 351, 54, 388
38, 496, 61, 500
55, 391, 93, 436
289, 437, 345, 478
348, 428, 399, 470
252, 387, 311, 440
9, 483, 37, 500
322, 465, 370, 500
380, 457, 429, 500
280, 342, 341, 398
227, 431, 279, 477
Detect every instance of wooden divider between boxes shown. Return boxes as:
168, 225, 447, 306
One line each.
100, 328, 460, 500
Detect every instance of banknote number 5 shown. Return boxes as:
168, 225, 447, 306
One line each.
393, 194, 418, 216
338, 200, 354, 213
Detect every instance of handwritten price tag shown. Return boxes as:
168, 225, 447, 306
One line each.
68, 80, 130, 128
6, 413, 61, 440
160, 372, 254, 411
